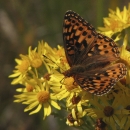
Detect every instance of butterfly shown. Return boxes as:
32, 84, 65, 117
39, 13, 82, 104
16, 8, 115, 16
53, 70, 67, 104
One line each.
62, 10, 127, 96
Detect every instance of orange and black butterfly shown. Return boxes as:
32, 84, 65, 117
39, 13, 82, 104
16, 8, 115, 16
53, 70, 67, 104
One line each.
62, 10, 127, 96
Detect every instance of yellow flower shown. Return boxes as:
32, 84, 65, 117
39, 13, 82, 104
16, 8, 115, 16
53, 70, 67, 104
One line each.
15, 79, 37, 93
98, 3, 130, 37
66, 108, 83, 126
39, 41, 59, 67
38, 41, 56, 56
50, 72, 81, 100
9, 41, 52, 85
38, 41, 69, 71
28, 46, 43, 68
14, 79, 61, 119
66, 91, 90, 118
9, 54, 30, 84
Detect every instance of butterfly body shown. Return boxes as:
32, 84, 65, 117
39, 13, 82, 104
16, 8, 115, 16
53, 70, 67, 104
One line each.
63, 59, 111, 77
63, 10, 127, 96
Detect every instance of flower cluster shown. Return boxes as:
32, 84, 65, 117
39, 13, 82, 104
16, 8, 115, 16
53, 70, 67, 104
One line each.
9, 3, 130, 130
98, 3, 130, 38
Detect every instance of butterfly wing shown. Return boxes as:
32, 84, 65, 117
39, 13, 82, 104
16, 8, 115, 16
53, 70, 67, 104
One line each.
74, 63, 127, 96
63, 10, 98, 66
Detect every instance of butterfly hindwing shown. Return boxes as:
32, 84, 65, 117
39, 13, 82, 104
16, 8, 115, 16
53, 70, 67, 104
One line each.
74, 63, 127, 96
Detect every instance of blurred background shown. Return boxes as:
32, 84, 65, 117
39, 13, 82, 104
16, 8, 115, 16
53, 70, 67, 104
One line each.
0, 0, 129, 130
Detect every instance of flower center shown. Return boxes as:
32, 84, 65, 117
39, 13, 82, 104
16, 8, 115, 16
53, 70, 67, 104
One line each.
67, 113, 75, 123
26, 84, 34, 92
72, 95, 81, 104
103, 106, 114, 117
64, 77, 78, 91
37, 91, 50, 103
110, 20, 120, 31
17, 60, 30, 73
43, 73, 51, 80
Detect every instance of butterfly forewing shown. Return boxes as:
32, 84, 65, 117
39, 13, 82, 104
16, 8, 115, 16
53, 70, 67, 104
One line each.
63, 10, 127, 96
84, 33, 120, 61
78, 33, 120, 66
63, 10, 97, 66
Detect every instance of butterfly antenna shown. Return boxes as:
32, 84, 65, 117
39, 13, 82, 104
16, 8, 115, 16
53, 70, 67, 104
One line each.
43, 55, 65, 71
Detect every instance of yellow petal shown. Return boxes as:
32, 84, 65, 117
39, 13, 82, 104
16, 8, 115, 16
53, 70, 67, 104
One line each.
120, 116, 127, 129
43, 102, 51, 119
110, 117, 116, 130
29, 104, 42, 115
122, 6, 127, 22
24, 101, 39, 112
116, 7, 122, 19
9, 72, 21, 77
72, 108, 77, 120
50, 100, 61, 110
113, 115, 120, 126
125, 117, 130, 130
